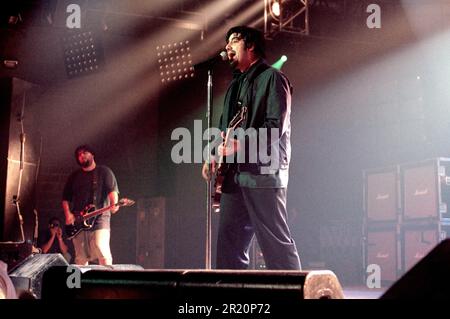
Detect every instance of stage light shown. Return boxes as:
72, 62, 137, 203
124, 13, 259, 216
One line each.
157, 40, 194, 84
265, 0, 309, 37
272, 55, 288, 70
3, 60, 18, 69
62, 30, 104, 79
271, 1, 281, 17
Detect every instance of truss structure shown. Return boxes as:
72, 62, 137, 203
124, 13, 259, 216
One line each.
264, 0, 310, 39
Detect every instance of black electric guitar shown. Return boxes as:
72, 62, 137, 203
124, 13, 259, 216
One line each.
65, 198, 135, 240
212, 106, 248, 212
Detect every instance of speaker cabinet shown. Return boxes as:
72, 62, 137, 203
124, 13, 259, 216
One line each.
402, 221, 450, 274
381, 238, 450, 299
41, 268, 344, 300
8, 253, 68, 298
366, 224, 399, 283
136, 197, 165, 268
364, 167, 398, 222
401, 158, 450, 221
1, 78, 40, 242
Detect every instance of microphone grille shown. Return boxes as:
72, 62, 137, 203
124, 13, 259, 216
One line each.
219, 51, 228, 61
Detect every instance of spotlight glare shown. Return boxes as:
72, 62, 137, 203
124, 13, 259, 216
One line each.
272, 55, 288, 70
272, 1, 281, 17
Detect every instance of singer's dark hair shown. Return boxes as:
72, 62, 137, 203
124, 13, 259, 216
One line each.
226, 26, 266, 59
74, 144, 95, 163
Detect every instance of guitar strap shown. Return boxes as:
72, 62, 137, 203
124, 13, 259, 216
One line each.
88, 168, 99, 226
237, 61, 270, 119
92, 168, 98, 209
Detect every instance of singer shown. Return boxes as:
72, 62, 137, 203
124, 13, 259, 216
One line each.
202, 26, 301, 270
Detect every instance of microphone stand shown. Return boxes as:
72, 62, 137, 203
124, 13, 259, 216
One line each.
200, 51, 227, 270
205, 69, 213, 270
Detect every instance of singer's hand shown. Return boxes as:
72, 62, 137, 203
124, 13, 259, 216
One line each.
202, 159, 216, 181
218, 132, 240, 157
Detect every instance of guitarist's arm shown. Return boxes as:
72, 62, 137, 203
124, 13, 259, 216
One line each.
62, 200, 75, 225
109, 191, 119, 214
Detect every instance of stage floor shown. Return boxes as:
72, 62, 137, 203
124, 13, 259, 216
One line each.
342, 286, 386, 299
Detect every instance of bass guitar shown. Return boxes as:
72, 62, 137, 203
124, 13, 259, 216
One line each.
212, 106, 248, 212
65, 198, 135, 239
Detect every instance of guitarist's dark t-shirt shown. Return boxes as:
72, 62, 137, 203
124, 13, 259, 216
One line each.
62, 165, 119, 230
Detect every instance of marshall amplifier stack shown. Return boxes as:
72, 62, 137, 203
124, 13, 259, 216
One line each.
363, 157, 450, 285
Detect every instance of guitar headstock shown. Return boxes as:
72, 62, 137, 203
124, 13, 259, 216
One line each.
118, 198, 136, 207
229, 106, 248, 129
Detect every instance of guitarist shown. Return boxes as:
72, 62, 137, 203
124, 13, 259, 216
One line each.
202, 26, 301, 270
62, 144, 119, 266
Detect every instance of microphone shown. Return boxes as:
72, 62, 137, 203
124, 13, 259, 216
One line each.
218, 51, 228, 61
194, 51, 228, 68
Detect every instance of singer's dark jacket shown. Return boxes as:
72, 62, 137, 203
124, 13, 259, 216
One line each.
218, 59, 292, 191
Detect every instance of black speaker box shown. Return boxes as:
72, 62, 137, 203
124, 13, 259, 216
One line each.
381, 238, 450, 299
0, 242, 33, 272
41, 268, 344, 301
8, 253, 69, 298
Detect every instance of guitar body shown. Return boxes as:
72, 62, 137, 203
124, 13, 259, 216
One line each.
65, 205, 96, 240
65, 198, 135, 240
212, 164, 227, 211
211, 106, 247, 213
65, 220, 93, 240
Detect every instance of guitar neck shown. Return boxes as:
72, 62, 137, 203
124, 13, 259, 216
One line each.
218, 128, 234, 165
83, 203, 118, 220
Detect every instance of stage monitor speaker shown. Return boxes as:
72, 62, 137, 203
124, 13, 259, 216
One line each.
177, 269, 344, 301
41, 268, 343, 301
42, 267, 180, 300
0, 242, 33, 272
381, 238, 450, 299
8, 253, 68, 299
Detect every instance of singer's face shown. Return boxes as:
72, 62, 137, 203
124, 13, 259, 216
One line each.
225, 33, 253, 72
77, 150, 94, 168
